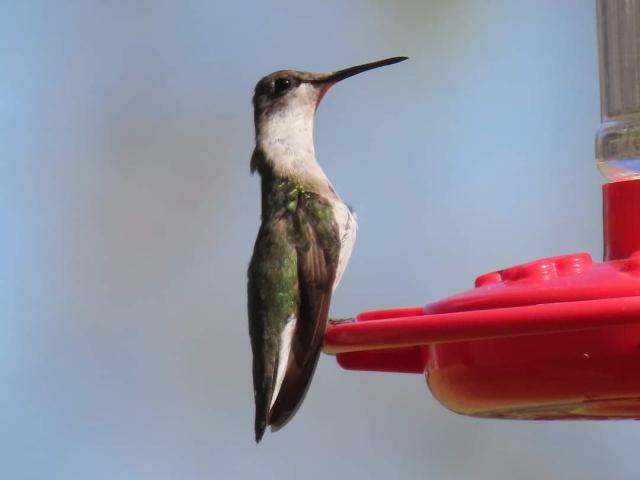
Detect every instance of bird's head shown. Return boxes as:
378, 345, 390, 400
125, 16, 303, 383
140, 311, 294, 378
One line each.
252, 57, 408, 126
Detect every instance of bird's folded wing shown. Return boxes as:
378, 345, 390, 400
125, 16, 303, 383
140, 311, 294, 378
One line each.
267, 193, 340, 429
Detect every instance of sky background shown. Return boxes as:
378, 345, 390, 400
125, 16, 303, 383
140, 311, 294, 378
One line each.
4, 0, 638, 479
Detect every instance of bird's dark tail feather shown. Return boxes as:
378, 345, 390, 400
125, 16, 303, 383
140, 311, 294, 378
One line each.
255, 417, 266, 443
253, 374, 271, 443
252, 355, 271, 444
254, 349, 320, 442
267, 346, 322, 432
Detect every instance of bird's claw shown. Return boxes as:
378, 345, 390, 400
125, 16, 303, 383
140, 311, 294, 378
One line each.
329, 317, 355, 325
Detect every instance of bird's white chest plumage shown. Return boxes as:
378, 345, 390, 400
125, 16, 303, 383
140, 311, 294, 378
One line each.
332, 199, 357, 291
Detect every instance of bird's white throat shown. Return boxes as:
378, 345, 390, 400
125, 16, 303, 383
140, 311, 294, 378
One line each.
256, 83, 328, 184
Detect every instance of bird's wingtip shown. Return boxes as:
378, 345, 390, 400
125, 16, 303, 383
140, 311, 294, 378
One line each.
255, 419, 266, 443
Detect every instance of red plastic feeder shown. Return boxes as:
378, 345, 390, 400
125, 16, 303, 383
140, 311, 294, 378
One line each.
324, 182, 640, 419
324, 2, 640, 420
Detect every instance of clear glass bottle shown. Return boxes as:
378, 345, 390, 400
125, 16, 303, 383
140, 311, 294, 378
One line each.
596, 0, 640, 181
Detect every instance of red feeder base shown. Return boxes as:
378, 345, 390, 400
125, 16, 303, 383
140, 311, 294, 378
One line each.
324, 180, 640, 419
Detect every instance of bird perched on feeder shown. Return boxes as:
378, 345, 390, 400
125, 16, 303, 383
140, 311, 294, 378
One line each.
247, 56, 408, 442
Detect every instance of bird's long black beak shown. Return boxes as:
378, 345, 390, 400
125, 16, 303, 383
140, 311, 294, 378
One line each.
314, 56, 408, 84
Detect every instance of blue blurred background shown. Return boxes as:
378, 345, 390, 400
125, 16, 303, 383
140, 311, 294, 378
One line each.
4, 0, 637, 478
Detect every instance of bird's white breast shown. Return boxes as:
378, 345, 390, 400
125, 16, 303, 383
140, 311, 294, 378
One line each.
332, 200, 357, 291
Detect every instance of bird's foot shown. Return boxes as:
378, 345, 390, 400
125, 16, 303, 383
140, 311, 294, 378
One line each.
329, 317, 355, 325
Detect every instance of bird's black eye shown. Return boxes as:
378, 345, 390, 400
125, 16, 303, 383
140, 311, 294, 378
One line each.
273, 77, 291, 94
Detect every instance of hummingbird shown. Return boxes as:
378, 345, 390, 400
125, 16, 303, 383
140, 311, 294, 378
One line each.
247, 56, 408, 442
